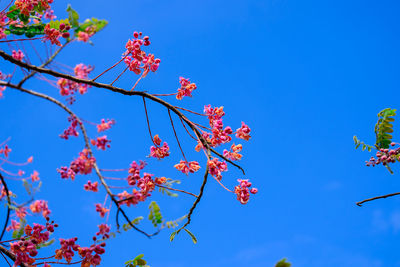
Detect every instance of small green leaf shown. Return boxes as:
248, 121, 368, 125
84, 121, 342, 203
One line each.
184, 228, 197, 244
170, 231, 177, 242
66, 4, 79, 28
275, 258, 291, 267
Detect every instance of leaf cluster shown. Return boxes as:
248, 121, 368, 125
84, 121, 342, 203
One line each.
375, 108, 396, 148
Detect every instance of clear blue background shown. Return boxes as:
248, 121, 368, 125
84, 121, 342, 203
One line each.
1, 0, 400, 266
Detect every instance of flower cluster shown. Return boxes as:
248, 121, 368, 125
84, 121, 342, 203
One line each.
234, 179, 258, 204
0, 144, 11, 157
44, 23, 71, 46
15, 0, 54, 16
174, 160, 200, 175
12, 49, 24, 61
91, 136, 111, 150
84, 180, 99, 192
6, 219, 20, 231
29, 200, 51, 218
11, 220, 57, 266
77, 26, 95, 43
124, 31, 160, 76
15, 207, 28, 219
208, 157, 228, 180
30, 170, 40, 181
223, 144, 243, 161
236, 122, 251, 141
57, 149, 96, 180
55, 237, 80, 263
366, 142, 400, 166
176, 77, 197, 100
127, 160, 147, 186
60, 116, 79, 139
117, 160, 158, 206
149, 134, 170, 159
96, 224, 110, 239
0, 86, 5, 98
202, 105, 233, 147
97, 119, 115, 132
95, 203, 109, 218
57, 63, 94, 103
78, 242, 106, 267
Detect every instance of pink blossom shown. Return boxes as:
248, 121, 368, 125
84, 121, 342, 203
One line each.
30, 200, 51, 218
149, 135, 170, 159
84, 180, 98, 192
207, 158, 227, 180
176, 77, 197, 100
12, 50, 24, 61
97, 119, 115, 132
6, 220, 20, 232
234, 179, 257, 204
91, 136, 111, 150
174, 160, 200, 175
30, 170, 40, 182
236, 122, 251, 141
95, 203, 109, 218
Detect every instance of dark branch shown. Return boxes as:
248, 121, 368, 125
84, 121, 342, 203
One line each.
356, 192, 400, 206
0, 244, 28, 267
0, 173, 11, 241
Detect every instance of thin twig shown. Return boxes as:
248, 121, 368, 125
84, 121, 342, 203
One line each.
356, 192, 400, 206
0, 173, 11, 241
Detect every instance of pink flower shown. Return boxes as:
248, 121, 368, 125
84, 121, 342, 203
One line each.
207, 158, 227, 180
0, 86, 5, 98
97, 119, 115, 132
124, 32, 160, 76
223, 144, 243, 161
96, 224, 110, 237
15, 207, 28, 219
78, 31, 90, 42
234, 179, 257, 204
60, 116, 79, 139
44, 9, 56, 20
176, 77, 197, 100
95, 203, 109, 218
0, 144, 11, 157
174, 160, 200, 175
30, 200, 51, 218
58, 149, 96, 180
236, 122, 251, 141
149, 135, 170, 159
30, 170, 40, 182
91, 136, 111, 150
6, 220, 20, 232
84, 180, 98, 192
12, 50, 24, 61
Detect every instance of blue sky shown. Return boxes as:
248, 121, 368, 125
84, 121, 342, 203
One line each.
2, 0, 400, 266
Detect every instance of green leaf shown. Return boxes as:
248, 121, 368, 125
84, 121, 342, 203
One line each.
375, 108, 396, 148
74, 17, 108, 39
170, 230, 177, 242
184, 228, 197, 244
66, 4, 79, 28
275, 258, 291, 267
148, 201, 163, 227
12, 219, 26, 239
18, 13, 30, 24
37, 238, 55, 249
7, 6, 20, 21
122, 216, 143, 231
22, 179, 31, 195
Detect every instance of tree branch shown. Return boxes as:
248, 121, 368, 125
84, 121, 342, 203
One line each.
0, 244, 28, 267
356, 192, 400, 206
0, 173, 11, 241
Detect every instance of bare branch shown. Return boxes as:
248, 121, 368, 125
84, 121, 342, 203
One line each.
356, 192, 400, 206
